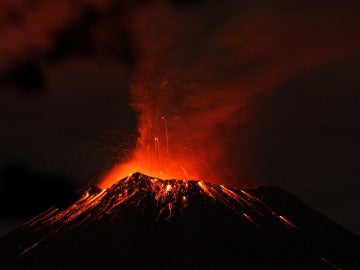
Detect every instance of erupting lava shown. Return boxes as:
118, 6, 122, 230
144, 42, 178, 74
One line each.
99, 76, 238, 188
99, 149, 203, 189
99, 88, 217, 189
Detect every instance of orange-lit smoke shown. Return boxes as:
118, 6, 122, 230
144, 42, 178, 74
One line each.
0, 1, 115, 72
100, 1, 360, 188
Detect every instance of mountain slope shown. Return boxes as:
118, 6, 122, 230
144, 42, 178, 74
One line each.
1, 173, 359, 269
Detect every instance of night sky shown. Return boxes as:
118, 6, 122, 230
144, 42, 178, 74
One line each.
0, 0, 359, 236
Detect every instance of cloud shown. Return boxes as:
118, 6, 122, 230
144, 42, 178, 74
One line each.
0, 0, 127, 93
105, 0, 360, 185
0, 0, 359, 184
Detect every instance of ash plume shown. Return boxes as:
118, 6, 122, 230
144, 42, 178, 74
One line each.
0, 1, 358, 187
102, 1, 360, 186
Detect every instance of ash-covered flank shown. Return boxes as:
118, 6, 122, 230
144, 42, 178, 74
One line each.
1, 173, 359, 269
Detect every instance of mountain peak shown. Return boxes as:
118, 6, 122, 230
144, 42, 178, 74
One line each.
24, 172, 299, 230
1, 173, 359, 269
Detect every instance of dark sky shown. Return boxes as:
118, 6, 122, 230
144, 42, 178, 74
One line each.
0, 0, 359, 236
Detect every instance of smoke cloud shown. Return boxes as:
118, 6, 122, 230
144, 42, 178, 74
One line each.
100, 1, 360, 187
1, 1, 358, 186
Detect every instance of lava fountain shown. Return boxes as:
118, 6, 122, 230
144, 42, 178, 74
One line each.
99, 81, 219, 189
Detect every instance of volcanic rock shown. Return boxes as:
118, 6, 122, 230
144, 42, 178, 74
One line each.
1, 173, 359, 269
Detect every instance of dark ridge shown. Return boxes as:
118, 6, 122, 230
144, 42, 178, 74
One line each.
1, 173, 359, 269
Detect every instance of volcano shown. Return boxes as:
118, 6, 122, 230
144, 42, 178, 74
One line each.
1, 173, 359, 269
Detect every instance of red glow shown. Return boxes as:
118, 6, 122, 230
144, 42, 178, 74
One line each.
99, 136, 206, 188
99, 81, 220, 188
99, 2, 359, 189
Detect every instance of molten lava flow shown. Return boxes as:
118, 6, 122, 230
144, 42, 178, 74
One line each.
16, 173, 346, 270
26, 173, 300, 234
22, 173, 306, 257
